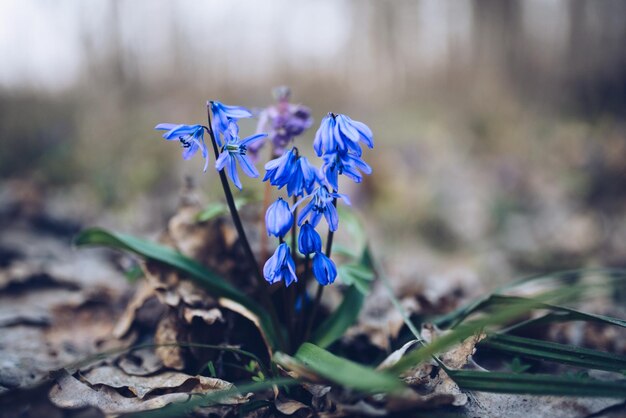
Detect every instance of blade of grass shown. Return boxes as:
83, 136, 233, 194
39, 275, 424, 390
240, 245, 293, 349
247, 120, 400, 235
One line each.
478, 334, 626, 373
310, 285, 364, 348
275, 343, 404, 393
434, 268, 626, 329
388, 287, 581, 374
74, 228, 282, 351
448, 370, 626, 398
310, 246, 373, 348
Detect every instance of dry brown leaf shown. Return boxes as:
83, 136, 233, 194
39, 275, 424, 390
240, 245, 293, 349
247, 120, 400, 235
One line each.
117, 348, 164, 376
377, 340, 419, 371
113, 281, 157, 338
83, 366, 246, 402
218, 297, 273, 356
462, 391, 623, 418
49, 370, 197, 415
275, 395, 311, 416
183, 307, 223, 325
154, 312, 185, 370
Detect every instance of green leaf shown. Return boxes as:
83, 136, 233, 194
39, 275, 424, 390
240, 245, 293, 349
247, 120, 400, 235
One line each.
434, 268, 626, 329
478, 333, 626, 373
196, 198, 247, 222
311, 246, 374, 348
338, 263, 375, 295
507, 357, 532, 374
448, 370, 626, 398
74, 228, 281, 350
388, 289, 580, 374
311, 285, 364, 348
279, 343, 403, 393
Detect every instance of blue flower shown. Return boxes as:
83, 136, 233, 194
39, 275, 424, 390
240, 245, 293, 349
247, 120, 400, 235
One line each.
265, 198, 293, 238
155, 123, 209, 171
287, 155, 319, 197
263, 148, 297, 187
210, 101, 252, 147
264, 148, 320, 197
313, 113, 374, 157
298, 221, 322, 255
322, 149, 372, 191
263, 243, 297, 287
295, 185, 350, 232
215, 122, 266, 190
312, 251, 337, 286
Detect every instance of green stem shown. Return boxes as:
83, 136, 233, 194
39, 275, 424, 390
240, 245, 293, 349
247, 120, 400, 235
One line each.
205, 103, 284, 349
303, 197, 337, 342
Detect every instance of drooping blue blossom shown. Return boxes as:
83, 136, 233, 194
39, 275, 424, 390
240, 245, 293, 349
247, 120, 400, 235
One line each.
263, 243, 297, 287
215, 122, 266, 190
155, 123, 209, 171
251, 86, 314, 159
265, 198, 293, 238
210, 100, 253, 147
298, 221, 322, 255
264, 148, 320, 197
263, 148, 297, 187
322, 148, 372, 191
312, 251, 337, 286
287, 155, 319, 197
313, 113, 374, 157
295, 185, 350, 232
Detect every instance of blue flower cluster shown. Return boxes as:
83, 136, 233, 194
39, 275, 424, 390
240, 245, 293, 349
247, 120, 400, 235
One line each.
154, 95, 373, 291
155, 101, 265, 190
262, 111, 373, 288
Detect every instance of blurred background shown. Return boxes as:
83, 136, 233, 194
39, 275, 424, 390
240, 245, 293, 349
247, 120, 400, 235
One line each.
1, 0, 626, 289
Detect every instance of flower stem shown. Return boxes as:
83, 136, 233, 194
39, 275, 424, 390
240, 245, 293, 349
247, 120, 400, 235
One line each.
205, 103, 284, 349
303, 197, 337, 343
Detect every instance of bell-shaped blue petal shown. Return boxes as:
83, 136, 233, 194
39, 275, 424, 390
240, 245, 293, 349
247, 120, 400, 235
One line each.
287, 156, 320, 197
210, 101, 252, 147
313, 113, 374, 157
215, 121, 266, 190
298, 222, 322, 255
155, 123, 209, 172
263, 243, 297, 287
322, 149, 372, 191
312, 251, 337, 286
295, 186, 349, 232
265, 198, 293, 238
264, 148, 297, 188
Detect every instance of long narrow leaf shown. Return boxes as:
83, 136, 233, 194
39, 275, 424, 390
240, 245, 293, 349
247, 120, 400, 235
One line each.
449, 370, 626, 398
311, 245, 374, 348
388, 289, 580, 374
277, 343, 404, 393
311, 285, 364, 348
74, 228, 281, 350
478, 334, 626, 373
434, 268, 626, 329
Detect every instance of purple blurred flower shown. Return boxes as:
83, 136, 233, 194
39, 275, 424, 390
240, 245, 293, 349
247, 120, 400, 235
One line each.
263, 242, 297, 287
251, 87, 313, 159
210, 100, 252, 147
215, 122, 266, 190
154, 123, 209, 172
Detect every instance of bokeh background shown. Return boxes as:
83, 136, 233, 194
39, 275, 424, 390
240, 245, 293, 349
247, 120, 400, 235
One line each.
2, 0, 626, 288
